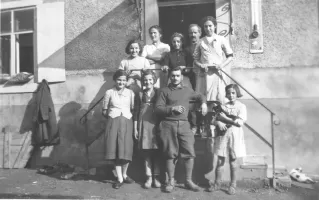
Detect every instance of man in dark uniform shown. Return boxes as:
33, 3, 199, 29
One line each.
155, 67, 207, 193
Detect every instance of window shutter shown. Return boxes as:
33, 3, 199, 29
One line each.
144, 0, 159, 44
35, 2, 65, 83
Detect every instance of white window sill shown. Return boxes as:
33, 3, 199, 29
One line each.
0, 80, 38, 94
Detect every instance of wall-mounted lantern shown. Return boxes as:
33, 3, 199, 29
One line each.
249, 0, 263, 54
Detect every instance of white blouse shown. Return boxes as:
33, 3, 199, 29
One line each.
102, 88, 135, 119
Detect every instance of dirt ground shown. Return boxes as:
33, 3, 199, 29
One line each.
0, 169, 318, 200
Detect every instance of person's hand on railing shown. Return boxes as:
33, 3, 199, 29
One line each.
161, 65, 169, 72
201, 103, 208, 116
126, 69, 132, 75
200, 64, 208, 73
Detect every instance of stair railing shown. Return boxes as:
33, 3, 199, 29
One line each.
79, 67, 279, 187
217, 67, 279, 188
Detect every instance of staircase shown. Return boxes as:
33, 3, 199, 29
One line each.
80, 68, 280, 187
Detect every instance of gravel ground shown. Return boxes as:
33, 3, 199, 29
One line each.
0, 169, 318, 200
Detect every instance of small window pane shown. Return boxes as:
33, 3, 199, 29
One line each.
14, 9, 34, 32
1, 12, 11, 34
1, 36, 11, 75
17, 33, 34, 74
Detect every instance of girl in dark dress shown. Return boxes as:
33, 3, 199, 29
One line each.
134, 69, 161, 189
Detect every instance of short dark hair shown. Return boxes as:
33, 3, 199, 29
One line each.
170, 32, 184, 47
125, 39, 143, 55
201, 16, 217, 28
142, 69, 157, 84
170, 67, 183, 74
225, 84, 243, 98
149, 25, 163, 36
113, 69, 128, 81
188, 24, 202, 35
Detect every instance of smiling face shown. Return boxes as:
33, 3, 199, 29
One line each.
189, 26, 201, 44
204, 20, 215, 36
143, 74, 154, 90
226, 87, 237, 103
129, 43, 140, 58
172, 36, 182, 50
115, 75, 127, 90
169, 70, 182, 86
150, 28, 161, 43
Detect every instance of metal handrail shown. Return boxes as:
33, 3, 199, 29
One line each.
215, 67, 279, 188
217, 67, 275, 114
80, 67, 279, 187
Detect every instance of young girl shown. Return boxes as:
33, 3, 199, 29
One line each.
119, 39, 150, 94
102, 70, 136, 189
162, 32, 194, 89
134, 69, 161, 189
209, 84, 247, 195
142, 25, 170, 88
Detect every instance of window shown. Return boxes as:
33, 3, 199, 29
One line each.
1, 8, 35, 76
0, 1, 65, 93
0, 1, 65, 90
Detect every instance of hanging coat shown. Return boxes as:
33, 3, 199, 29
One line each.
32, 79, 60, 146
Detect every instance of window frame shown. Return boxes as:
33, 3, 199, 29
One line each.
1, 7, 36, 76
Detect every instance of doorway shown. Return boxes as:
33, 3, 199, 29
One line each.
159, 2, 216, 46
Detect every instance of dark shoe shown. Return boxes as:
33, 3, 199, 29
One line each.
123, 176, 134, 184
113, 181, 124, 189
185, 180, 200, 192
164, 179, 175, 193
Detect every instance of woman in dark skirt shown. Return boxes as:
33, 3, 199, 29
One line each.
134, 69, 161, 189
102, 69, 136, 189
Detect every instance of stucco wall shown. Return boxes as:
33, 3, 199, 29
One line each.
232, 0, 319, 69
64, 0, 141, 72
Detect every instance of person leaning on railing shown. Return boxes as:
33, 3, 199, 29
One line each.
119, 39, 150, 94
141, 25, 170, 88
193, 16, 233, 103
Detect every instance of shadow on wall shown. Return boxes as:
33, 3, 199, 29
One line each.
28, 72, 116, 169
26, 0, 139, 168
39, 0, 140, 73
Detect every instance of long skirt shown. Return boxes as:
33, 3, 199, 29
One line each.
104, 116, 134, 161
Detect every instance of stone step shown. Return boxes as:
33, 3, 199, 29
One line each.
242, 154, 267, 165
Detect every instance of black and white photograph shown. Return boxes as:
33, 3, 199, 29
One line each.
0, 0, 319, 199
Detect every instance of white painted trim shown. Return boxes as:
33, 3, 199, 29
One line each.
0, 0, 43, 10
0, 80, 38, 94
158, 0, 213, 7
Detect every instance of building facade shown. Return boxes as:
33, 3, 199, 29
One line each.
0, 0, 319, 175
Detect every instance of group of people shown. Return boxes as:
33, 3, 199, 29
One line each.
102, 16, 247, 195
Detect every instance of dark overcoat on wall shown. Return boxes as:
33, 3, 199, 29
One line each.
32, 79, 60, 146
